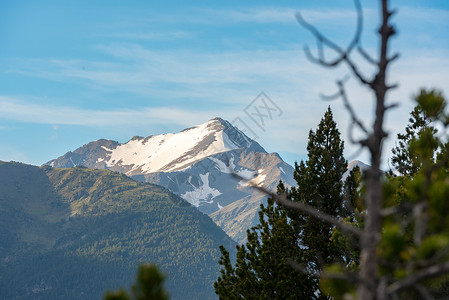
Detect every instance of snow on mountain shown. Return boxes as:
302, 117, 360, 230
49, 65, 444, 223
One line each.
180, 173, 222, 207
101, 119, 240, 174
45, 117, 293, 243
343, 160, 370, 180
348, 160, 369, 171
48, 117, 265, 175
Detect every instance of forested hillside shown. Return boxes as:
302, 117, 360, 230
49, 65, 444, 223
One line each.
0, 161, 235, 299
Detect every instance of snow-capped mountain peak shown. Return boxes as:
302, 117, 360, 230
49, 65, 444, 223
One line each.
47, 117, 266, 175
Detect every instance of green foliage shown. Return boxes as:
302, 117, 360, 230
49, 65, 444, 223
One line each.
384, 89, 449, 296
320, 264, 355, 300
324, 89, 449, 299
390, 89, 448, 177
416, 89, 447, 121
105, 264, 169, 300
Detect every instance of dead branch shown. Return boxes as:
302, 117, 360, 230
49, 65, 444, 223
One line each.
230, 173, 362, 238
296, 0, 372, 86
297, 0, 398, 298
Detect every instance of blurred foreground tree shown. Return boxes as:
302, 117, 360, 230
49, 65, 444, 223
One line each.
217, 0, 449, 298
279, 0, 449, 298
104, 264, 169, 300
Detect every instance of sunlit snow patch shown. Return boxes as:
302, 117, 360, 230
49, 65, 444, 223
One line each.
181, 173, 222, 207
279, 166, 286, 175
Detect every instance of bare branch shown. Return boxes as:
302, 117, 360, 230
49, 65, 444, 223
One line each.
337, 79, 369, 135
295, 12, 345, 55
357, 46, 377, 65
387, 262, 449, 295
286, 259, 311, 275
230, 173, 362, 237
385, 102, 399, 110
347, 121, 370, 147
296, 0, 372, 86
415, 245, 449, 269
380, 206, 401, 217
320, 76, 370, 145
320, 91, 341, 101
380, 203, 413, 217
303, 45, 342, 68
277, 193, 362, 238
388, 52, 400, 63
413, 202, 428, 245
386, 83, 399, 90
344, 59, 372, 86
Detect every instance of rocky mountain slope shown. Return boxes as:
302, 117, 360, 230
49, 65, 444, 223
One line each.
46, 118, 296, 243
0, 161, 235, 299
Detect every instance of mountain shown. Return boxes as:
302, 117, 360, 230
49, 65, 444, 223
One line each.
46, 118, 296, 243
0, 161, 235, 299
347, 160, 369, 171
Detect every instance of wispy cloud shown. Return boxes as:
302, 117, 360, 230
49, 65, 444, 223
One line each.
9, 45, 316, 104
100, 30, 196, 41
220, 7, 362, 24
0, 96, 217, 128
399, 6, 449, 24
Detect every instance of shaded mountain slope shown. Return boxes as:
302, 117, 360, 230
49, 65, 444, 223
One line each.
0, 161, 235, 299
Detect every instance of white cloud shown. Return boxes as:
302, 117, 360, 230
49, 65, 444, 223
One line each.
0, 96, 217, 128
100, 30, 196, 41
399, 6, 449, 24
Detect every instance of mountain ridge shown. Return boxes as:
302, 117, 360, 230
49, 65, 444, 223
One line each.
46, 117, 266, 174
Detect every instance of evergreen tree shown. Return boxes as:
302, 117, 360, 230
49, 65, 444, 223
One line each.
390, 91, 440, 177
289, 107, 347, 289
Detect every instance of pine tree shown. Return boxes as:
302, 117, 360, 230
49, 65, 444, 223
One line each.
290, 107, 347, 278
391, 93, 438, 177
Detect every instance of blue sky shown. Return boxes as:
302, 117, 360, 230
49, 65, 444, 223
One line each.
1, 0, 448, 167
